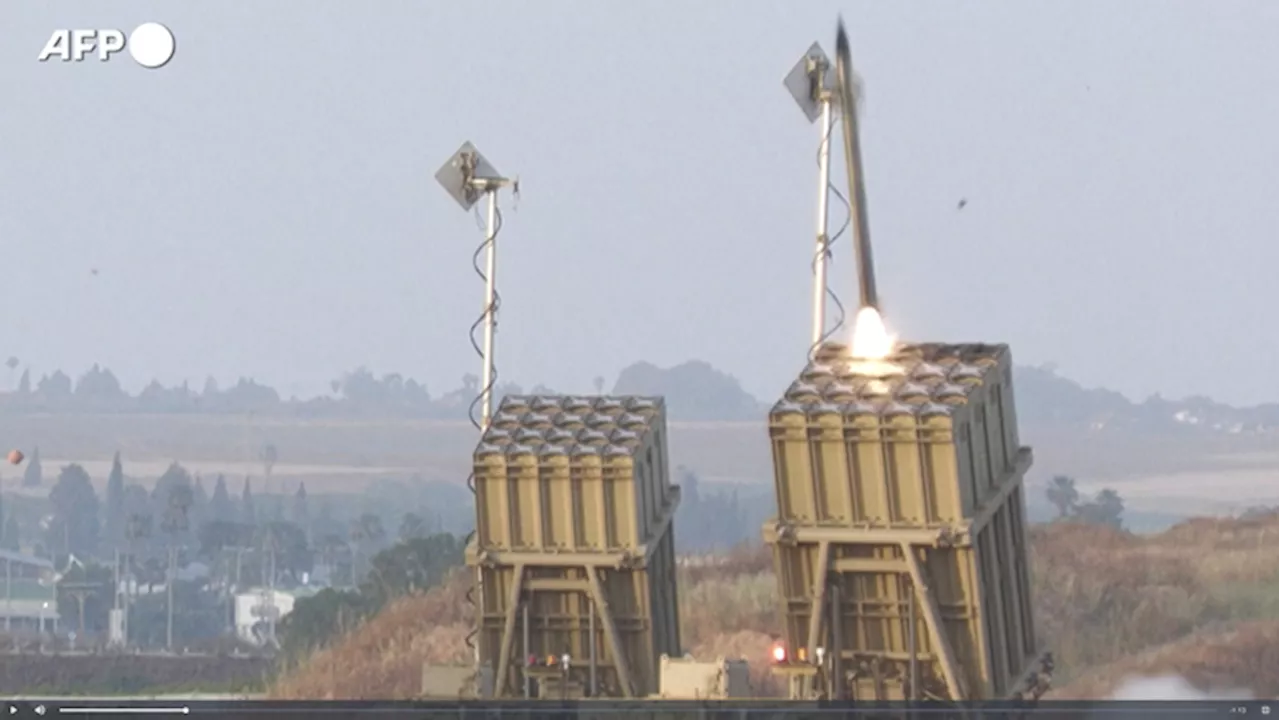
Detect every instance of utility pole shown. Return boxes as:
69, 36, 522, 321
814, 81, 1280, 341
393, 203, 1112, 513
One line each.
49, 566, 58, 637
4, 557, 10, 634
110, 546, 122, 648
166, 544, 177, 651
63, 582, 95, 644
261, 526, 280, 648
268, 555, 277, 647
161, 483, 192, 653
225, 545, 249, 637
122, 513, 151, 649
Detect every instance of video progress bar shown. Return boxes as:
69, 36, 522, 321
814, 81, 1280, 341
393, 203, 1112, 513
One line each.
57, 708, 189, 715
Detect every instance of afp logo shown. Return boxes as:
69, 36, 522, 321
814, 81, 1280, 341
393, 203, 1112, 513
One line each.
38, 22, 175, 69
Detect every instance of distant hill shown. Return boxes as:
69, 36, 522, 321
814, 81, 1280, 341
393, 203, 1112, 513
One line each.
609, 358, 1276, 435
1013, 365, 1277, 435
0, 358, 1272, 436
612, 360, 764, 421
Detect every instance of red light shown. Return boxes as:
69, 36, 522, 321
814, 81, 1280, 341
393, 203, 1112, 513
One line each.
771, 643, 787, 663
527, 655, 536, 667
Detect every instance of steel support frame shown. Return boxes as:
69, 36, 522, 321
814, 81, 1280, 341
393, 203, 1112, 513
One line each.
781, 539, 967, 704
770, 447, 1038, 705
490, 564, 637, 699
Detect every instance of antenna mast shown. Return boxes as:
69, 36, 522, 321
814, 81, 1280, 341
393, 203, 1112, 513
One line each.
435, 141, 520, 668
785, 43, 840, 352
435, 142, 520, 430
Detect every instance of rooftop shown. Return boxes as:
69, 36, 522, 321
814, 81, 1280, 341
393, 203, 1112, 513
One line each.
0, 549, 54, 570
285, 585, 324, 599
477, 395, 665, 459
772, 341, 1011, 420
235, 585, 324, 600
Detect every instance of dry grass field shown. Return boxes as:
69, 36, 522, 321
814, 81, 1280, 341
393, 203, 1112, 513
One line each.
1049, 620, 1277, 700
270, 512, 1279, 700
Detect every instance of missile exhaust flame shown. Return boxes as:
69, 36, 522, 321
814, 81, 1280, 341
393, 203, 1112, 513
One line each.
850, 306, 896, 361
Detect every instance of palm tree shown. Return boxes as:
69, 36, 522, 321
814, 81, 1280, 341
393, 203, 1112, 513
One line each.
1046, 475, 1079, 519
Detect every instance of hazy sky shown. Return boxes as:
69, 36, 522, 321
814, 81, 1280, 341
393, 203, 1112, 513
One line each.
1, 1, 1276, 406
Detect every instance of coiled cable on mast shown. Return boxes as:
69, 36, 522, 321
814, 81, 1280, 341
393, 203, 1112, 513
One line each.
810, 111, 854, 359
463, 201, 504, 655
466, 202, 505, 471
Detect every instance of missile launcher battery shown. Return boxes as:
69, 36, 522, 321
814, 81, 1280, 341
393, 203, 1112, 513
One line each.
466, 395, 682, 699
472, 394, 677, 553
770, 341, 1023, 526
764, 342, 1051, 701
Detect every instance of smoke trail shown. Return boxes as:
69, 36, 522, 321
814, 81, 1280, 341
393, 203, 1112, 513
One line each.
1110, 674, 1252, 700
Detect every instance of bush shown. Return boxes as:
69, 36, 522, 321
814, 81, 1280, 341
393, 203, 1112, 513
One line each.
277, 533, 464, 662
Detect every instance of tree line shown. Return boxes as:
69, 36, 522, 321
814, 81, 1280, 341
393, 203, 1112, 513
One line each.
0, 358, 772, 421
0, 363, 558, 419
5, 452, 364, 568
1044, 475, 1126, 528
0, 453, 466, 650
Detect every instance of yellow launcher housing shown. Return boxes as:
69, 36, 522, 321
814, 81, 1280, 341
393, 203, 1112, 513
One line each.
466, 395, 682, 699
764, 341, 1052, 701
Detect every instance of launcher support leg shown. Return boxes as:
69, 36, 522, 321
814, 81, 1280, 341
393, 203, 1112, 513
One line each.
587, 567, 635, 698
804, 541, 832, 699
899, 542, 968, 703
494, 564, 526, 697
805, 541, 831, 656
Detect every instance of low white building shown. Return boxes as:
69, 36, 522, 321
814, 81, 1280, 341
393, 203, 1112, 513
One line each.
0, 549, 60, 634
232, 586, 320, 646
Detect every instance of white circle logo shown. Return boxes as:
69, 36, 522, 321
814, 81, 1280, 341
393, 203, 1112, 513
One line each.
128, 22, 175, 69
